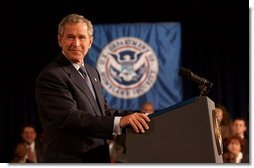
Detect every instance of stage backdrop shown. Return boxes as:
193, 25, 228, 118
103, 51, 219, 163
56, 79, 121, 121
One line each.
86, 22, 183, 111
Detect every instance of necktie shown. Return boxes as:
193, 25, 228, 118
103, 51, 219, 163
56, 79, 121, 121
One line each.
27, 146, 35, 162
79, 66, 96, 99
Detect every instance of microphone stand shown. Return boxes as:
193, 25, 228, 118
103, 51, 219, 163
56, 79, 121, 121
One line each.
199, 82, 213, 96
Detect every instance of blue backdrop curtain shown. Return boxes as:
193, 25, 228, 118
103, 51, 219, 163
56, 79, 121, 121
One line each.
86, 23, 183, 111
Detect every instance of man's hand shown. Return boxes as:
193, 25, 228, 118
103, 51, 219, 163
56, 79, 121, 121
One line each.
120, 113, 150, 133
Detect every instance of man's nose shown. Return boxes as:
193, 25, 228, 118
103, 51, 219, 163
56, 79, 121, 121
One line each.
73, 38, 80, 47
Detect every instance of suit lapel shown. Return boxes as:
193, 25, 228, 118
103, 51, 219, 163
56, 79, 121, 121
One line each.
56, 54, 102, 116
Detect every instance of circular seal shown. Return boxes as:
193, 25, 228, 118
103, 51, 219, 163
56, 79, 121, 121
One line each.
97, 37, 159, 99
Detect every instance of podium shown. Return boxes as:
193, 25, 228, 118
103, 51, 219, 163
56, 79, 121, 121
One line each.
125, 96, 223, 163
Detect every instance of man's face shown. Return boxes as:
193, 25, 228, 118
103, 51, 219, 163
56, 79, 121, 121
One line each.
58, 22, 93, 65
232, 120, 247, 135
141, 104, 154, 114
22, 127, 37, 144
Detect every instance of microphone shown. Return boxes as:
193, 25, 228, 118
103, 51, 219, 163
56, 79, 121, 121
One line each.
178, 67, 212, 87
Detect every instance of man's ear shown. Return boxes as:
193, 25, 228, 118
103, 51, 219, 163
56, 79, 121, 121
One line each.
89, 36, 93, 48
58, 34, 62, 47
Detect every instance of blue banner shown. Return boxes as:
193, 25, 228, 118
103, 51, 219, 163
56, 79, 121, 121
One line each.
86, 22, 183, 111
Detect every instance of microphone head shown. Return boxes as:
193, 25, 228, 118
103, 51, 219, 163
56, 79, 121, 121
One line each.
178, 67, 192, 79
178, 67, 214, 96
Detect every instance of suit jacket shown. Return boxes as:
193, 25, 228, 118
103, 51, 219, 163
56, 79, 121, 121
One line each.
24, 140, 44, 163
35, 140, 44, 163
36, 53, 119, 163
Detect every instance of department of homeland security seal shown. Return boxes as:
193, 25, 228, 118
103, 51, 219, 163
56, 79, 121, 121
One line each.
97, 37, 159, 99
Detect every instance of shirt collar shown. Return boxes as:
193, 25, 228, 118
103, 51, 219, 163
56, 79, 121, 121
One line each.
26, 141, 35, 149
73, 63, 83, 71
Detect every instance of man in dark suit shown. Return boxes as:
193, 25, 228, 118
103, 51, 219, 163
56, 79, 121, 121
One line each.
20, 124, 44, 163
35, 13, 150, 163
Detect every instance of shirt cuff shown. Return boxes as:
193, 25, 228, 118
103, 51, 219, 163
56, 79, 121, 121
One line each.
113, 116, 122, 135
